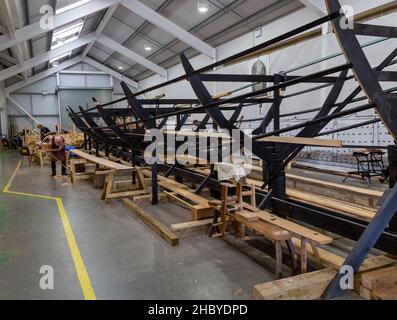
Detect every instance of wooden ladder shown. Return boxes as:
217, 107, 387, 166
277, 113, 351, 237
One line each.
208, 181, 256, 237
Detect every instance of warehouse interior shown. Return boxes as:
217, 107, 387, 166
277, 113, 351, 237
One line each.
1, 0, 397, 301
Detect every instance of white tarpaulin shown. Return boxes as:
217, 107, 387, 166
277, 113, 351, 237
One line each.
214, 162, 250, 182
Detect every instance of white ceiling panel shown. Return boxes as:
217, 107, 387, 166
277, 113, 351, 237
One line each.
234, 0, 279, 17
103, 19, 136, 44
139, 24, 176, 46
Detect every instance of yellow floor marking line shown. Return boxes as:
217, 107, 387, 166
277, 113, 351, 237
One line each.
2, 161, 96, 300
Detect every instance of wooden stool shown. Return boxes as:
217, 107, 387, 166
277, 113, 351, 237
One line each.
20, 146, 36, 167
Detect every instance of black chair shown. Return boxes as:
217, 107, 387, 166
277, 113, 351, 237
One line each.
343, 149, 387, 186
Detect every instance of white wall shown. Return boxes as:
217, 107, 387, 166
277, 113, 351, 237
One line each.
5, 63, 129, 133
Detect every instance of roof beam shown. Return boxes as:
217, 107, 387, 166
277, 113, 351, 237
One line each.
5, 57, 83, 95
0, 24, 7, 34
0, 0, 120, 52
121, 0, 216, 59
0, 33, 96, 82
7, 96, 40, 124
97, 35, 167, 77
298, 0, 326, 16
0, 52, 17, 65
84, 57, 138, 88
82, 3, 119, 57
0, 0, 29, 80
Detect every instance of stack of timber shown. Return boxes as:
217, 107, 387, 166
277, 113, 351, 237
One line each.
253, 255, 397, 300
245, 165, 383, 209
192, 166, 380, 219
358, 264, 397, 300
286, 173, 383, 210
245, 177, 377, 221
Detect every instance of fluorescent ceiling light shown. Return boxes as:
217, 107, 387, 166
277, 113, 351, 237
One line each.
56, 0, 92, 15
197, 2, 209, 13
117, 66, 124, 70
144, 44, 152, 51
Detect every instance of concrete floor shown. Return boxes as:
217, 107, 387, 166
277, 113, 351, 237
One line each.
0, 150, 279, 300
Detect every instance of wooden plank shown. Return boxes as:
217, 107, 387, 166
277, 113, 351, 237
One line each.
252, 268, 337, 300
159, 181, 210, 206
164, 191, 192, 208
256, 211, 333, 244
361, 265, 397, 290
373, 285, 397, 300
287, 189, 376, 220
123, 199, 179, 246
70, 149, 133, 171
235, 215, 292, 241
286, 173, 383, 198
246, 176, 378, 219
142, 170, 189, 190
257, 136, 343, 147
170, 219, 213, 238
95, 170, 115, 176
106, 189, 149, 200
237, 211, 259, 222
148, 129, 233, 139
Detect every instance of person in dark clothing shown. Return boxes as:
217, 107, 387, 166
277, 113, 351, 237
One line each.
41, 135, 67, 177
37, 124, 51, 140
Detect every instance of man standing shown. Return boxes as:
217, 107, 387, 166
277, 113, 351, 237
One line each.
41, 135, 67, 177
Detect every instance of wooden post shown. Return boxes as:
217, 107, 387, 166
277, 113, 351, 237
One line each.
152, 162, 158, 205
275, 240, 283, 279
220, 184, 229, 237
301, 238, 308, 274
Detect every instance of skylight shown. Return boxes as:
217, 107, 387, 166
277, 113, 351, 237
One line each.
51, 21, 84, 51
56, 0, 92, 15
49, 16, 85, 65
48, 1, 92, 66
